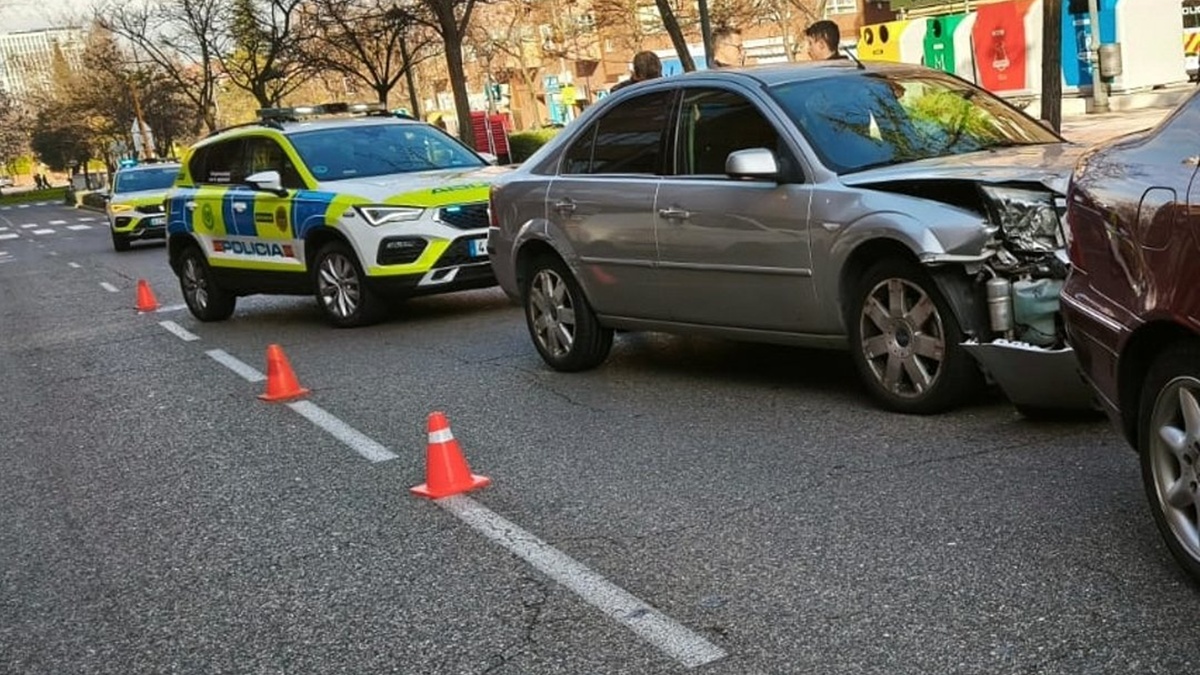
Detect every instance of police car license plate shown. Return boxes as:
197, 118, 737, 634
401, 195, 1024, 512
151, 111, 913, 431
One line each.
469, 238, 488, 257
149, 217, 166, 227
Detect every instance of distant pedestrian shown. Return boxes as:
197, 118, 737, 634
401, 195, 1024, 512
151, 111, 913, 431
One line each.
805, 20, 848, 61
611, 51, 663, 92
711, 26, 744, 69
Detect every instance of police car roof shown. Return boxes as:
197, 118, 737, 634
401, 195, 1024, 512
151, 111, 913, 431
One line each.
203, 115, 421, 145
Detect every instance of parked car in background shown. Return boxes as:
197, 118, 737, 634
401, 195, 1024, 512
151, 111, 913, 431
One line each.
107, 162, 180, 251
489, 61, 1094, 415
1061, 90, 1200, 582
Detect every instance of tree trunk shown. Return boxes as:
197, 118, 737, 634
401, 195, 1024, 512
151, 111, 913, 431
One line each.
656, 0, 695, 71
442, 31, 476, 149
400, 37, 421, 118
376, 84, 390, 106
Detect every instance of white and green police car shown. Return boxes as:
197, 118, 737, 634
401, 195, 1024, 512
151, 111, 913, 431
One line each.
165, 103, 509, 326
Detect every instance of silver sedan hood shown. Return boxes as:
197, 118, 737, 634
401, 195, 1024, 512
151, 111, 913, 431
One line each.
840, 143, 1085, 194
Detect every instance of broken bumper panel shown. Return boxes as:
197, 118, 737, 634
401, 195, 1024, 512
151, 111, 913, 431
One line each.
961, 339, 1097, 411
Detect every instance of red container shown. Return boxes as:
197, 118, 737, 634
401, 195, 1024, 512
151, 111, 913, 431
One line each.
972, 0, 1028, 93
470, 112, 513, 162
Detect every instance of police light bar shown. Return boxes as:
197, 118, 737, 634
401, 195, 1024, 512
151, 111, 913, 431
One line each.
257, 102, 387, 121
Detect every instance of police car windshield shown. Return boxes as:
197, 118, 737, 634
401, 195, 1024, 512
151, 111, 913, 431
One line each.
112, 167, 178, 194
288, 124, 485, 181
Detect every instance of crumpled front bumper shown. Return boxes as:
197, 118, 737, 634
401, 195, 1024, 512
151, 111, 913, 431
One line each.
961, 339, 1097, 411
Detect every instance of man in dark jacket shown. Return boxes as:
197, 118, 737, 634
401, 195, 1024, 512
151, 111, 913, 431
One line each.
612, 51, 662, 92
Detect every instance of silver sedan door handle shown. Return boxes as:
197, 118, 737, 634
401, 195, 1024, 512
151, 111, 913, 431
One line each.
232, 202, 248, 213
185, 201, 197, 211
553, 199, 576, 215
657, 207, 690, 220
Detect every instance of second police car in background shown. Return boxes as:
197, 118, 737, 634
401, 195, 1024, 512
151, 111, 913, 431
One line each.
165, 103, 508, 327
107, 162, 180, 252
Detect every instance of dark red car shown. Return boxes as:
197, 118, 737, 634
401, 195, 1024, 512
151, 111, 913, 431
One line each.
1062, 91, 1200, 582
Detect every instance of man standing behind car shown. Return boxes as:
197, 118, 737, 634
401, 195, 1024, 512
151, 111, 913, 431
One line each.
611, 51, 662, 92
711, 26, 745, 68
805, 20, 848, 61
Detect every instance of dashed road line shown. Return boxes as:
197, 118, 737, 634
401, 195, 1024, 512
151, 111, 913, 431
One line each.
20, 224, 36, 229
156, 303, 187, 314
48, 219, 66, 225
0, 227, 7, 232
67, 224, 92, 231
76, 217, 97, 222
439, 496, 728, 668
32, 229, 54, 235
99, 282, 118, 293
205, 349, 266, 382
0, 233, 17, 241
17, 204, 29, 209
286, 401, 398, 463
158, 320, 199, 342
68, 262, 81, 268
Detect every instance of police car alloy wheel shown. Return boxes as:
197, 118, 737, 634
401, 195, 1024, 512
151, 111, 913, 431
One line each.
180, 246, 236, 321
314, 241, 381, 327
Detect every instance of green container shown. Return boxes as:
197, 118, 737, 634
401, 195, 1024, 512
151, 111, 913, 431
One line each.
924, 14, 967, 75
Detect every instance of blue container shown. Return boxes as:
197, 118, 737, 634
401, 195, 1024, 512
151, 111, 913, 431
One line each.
1062, 0, 1118, 88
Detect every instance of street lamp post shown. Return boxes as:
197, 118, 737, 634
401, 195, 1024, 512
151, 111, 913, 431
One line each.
1087, 0, 1109, 113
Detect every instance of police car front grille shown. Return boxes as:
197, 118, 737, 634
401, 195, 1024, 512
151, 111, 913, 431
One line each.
438, 203, 489, 230
140, 203, 165, 214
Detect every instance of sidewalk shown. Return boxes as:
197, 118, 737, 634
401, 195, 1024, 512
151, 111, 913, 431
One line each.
1059, 106, 1174, 145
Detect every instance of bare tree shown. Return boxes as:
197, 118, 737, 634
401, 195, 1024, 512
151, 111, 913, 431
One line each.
407, 0, 488, 148
223, 0, 311, 108
0, 88, 29, 175
466, 0, 541, 127
298, 0, 437, 110
98, 0, 228, 132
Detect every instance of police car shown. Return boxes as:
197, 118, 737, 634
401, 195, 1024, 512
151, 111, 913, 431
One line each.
165, 102, 509, 327
107, 162, 179, 251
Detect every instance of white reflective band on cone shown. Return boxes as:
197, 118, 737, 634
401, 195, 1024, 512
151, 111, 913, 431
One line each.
429, 428, 455, 444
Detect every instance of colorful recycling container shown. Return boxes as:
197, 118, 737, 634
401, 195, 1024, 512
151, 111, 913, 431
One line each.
859, 19, 926, 63
973, 0, 1029, 93
923, 13, 977, 80
1061, 0, 1117, 88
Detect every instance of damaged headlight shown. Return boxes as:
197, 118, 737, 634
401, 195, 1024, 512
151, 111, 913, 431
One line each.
980, 186, 1064, 253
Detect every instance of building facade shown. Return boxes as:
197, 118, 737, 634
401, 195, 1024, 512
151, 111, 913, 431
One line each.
0, 27, 85, 100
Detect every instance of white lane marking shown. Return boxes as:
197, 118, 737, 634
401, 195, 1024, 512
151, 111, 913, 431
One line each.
158, 320, 199, 342
32, 229, 54, 235
286, 401, 398, 463
0, 226, 7, 231
35, 202, 49, 206
439, 495, 728, 669
0, 251, 8, 256
20, 224, 36, 229
99, 282, 118, 293
68, 262, 81, 268
205, 349, 265, 382
0, 233, 17, 240
48, 219, 66, 225
67, 224, 92, 231
77, 217, 97, 222
17, 204, 29, 209
155, 303, 188, 314
0, 258, 12, 264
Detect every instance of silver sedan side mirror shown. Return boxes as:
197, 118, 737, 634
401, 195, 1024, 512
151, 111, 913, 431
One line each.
725, 148, 779, 180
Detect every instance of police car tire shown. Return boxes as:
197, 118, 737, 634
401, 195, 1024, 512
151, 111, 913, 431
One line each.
111, 233, 131, 252
314, 241, 382, 328
179, 245, 235, 321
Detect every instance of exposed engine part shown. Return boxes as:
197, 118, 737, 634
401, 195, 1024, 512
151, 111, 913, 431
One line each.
1012, 278, 1063, 347
985, 276, 1014, 334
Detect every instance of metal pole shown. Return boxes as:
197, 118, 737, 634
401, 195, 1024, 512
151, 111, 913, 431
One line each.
129, 81, 154, 160
698, 0, 714, 67
1041, 0, 1063, 131
1087, 0, 1109, 113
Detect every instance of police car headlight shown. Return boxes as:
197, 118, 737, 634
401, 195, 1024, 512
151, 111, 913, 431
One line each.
356, 206, 424, 226
110, 203, 134, 213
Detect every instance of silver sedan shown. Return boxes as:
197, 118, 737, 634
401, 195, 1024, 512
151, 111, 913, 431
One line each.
487, 61, 1093, 415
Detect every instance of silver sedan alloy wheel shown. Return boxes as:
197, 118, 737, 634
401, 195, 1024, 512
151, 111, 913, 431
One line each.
529, 268, 576, 359
318, 252, 362, 319
859, 277, 946, 400
182, 255, 210, 312
1148, 376, 1200, 563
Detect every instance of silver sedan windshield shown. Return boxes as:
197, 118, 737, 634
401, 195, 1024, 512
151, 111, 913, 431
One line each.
769, 72, 1060, 174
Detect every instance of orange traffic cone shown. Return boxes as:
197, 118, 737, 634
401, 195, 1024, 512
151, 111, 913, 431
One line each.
135, 279, 159, 312
411, 412, 491, 499
258, 344, 310, 402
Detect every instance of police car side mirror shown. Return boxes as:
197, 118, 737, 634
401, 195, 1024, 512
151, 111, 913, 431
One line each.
245, 170, 288, 197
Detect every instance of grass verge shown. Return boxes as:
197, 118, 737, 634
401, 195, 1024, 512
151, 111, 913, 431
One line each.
0, 187, 68, 206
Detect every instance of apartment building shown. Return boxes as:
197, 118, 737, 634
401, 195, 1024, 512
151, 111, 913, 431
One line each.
0, 27, 85, 100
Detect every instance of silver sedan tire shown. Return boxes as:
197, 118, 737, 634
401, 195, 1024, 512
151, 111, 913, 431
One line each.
522, 253, 612, 372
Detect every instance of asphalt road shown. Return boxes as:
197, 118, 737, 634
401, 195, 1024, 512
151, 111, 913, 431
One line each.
2, 202, 1198, 674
